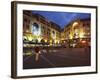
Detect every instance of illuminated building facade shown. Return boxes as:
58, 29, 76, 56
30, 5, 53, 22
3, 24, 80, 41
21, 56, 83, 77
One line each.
23, 10, 90, 47
23, 11, 61, 46
62, 18, 91, 47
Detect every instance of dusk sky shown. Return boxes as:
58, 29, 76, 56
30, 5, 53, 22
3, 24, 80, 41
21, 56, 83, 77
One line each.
32, 11, 91, 29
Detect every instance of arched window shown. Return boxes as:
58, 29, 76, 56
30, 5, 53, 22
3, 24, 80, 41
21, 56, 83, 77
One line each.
52, 31, 55, 35
41, 39, 45, 43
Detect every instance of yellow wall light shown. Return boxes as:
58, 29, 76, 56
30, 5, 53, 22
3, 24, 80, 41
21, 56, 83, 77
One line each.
28, 36, 33, 41
79, 32, 84, 38
45, 39, 47, 43
38, 37, 41, 42
69, 34, 73, 39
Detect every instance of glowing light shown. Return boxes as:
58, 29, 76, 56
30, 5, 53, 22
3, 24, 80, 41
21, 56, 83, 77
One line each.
54, 40, 57, 44
28, 36, 33, 41
26, 30, 29, 32
81, 40, 86, 44
58, 40, 60, 44
73, 22, 78, 27
45, 39, 47, 42
38, 37, 41, 42
51, 31, 56, 39
50, 40, 52, 46
79, 32, 84, 38
32, 35, 38, 39
50, 40, 52, 43
61, 38, 64, 40
69, 35, 73, 39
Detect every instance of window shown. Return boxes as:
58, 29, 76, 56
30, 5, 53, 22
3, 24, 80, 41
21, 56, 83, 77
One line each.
52, 31, 55, 35
32, 23, 40, 35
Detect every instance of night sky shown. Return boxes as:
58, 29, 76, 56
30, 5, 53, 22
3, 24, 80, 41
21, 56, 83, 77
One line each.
32, 11, 91, 29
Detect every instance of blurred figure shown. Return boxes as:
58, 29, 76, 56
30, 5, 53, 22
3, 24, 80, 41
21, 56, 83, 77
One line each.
34, 46, 40, 61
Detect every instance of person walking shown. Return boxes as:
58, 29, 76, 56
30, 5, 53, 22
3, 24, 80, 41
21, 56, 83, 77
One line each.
34, 46, 40, 61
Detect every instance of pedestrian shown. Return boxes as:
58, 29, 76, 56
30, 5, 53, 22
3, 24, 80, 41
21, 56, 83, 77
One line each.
34, 46, 40, 61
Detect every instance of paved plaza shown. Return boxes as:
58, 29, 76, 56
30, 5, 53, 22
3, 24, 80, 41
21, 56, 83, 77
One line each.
23, 47, 90, 69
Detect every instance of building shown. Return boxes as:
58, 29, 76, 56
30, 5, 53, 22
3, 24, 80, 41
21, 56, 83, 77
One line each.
61, 18, 91, 47
23, 10, 91, 47
23, 10, 61, 46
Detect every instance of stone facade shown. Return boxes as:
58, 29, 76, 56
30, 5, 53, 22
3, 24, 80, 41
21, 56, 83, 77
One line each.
23, 10, 91, 47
